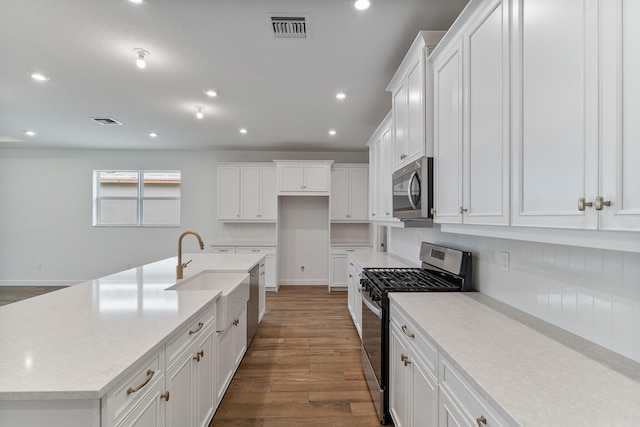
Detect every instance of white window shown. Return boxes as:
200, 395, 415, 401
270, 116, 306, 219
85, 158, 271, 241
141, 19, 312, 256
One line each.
93, 170, 181, 227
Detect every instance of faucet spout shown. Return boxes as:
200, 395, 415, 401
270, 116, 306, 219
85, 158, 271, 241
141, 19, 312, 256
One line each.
177, 230, 205, 279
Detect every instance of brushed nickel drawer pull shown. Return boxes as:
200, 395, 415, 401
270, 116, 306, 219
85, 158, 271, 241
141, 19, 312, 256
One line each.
476, 415, 487, 426
401, 325, 415, 338
595, 196, 612, 211
127, 370, 155, 395
578, 197, 593, 211
160, 391, 170, 401
189, 322, 204, 335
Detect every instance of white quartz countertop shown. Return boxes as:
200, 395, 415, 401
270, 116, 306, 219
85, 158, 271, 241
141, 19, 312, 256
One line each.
0, 253, 262, 401
348, 252, 416, 268
390, 293, 640, 426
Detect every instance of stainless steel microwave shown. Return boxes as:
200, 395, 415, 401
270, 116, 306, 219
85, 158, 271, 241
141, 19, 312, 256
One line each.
392, 156, 433, 220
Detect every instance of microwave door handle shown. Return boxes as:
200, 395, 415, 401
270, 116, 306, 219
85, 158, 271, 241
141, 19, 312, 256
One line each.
407, 171, 419, 210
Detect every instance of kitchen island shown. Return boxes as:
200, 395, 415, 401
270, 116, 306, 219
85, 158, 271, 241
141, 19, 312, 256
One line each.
0, 253, 263, 427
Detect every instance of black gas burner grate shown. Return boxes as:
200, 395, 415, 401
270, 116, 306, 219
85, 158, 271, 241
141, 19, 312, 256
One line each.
363, 268, 462, 292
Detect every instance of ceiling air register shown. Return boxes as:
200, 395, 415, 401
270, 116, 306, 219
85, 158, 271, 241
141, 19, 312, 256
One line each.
269, 15, 308, 38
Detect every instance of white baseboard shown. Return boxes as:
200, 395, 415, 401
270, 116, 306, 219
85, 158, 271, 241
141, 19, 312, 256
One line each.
278, 280, 328, 286
0, 280, 83, 287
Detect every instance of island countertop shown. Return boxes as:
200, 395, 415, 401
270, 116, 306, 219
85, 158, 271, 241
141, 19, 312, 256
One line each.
0, 253, 262, 401
390, 292, 640, 426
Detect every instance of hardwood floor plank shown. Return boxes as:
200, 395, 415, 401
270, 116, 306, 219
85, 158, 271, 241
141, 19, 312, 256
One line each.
210, 285, 379, 426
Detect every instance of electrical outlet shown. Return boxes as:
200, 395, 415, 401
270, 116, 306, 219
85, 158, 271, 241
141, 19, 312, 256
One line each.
300, 265, 305, 272
500, 251, 510, 272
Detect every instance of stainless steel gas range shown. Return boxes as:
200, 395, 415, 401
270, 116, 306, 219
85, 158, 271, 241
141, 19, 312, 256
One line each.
360, 242, 472, 425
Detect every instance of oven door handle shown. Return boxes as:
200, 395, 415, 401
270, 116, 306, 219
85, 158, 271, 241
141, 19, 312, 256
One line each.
362, 291, 382, 319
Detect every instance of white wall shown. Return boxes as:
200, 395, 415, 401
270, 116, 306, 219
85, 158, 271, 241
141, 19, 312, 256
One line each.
0, 148, 366, 283
388, 226, 640, 363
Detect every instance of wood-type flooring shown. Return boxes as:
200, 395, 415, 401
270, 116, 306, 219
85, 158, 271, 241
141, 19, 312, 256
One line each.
210, 285, 381, 427
0, 286, 67, 306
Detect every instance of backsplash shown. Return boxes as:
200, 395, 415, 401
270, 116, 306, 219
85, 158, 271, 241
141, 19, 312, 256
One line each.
389, 227, 640, 363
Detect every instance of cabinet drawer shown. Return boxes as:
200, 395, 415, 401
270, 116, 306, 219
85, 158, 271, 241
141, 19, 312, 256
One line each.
236, 246, 276, 255
211, 246, 236, 254
439, 355, 510, 427
390, 302, 438, 376
106, 348, 165, 424
331, 246, 371, 255
166, 305, 215, 368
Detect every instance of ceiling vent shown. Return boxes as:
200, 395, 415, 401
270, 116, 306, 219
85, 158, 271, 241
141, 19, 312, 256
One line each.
90, 117, 122, 125
269, 15, 308, 38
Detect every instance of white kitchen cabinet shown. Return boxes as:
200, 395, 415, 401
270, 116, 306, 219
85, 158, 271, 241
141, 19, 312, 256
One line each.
216, 305, 247, 403
274, 160, 333, 194
346, 254, 365, 338
331, 164, 368, 222
511, 0, 600, 229
387, 31, 444, 171
389, 303, 438, 427
114, 380, 166, 427
210, 246, 236, 254
165, 348, 192, 427
217, 164, 276, 222
241, 166, 276, 221
217, 166, 241, 220
599, 0, 640, 231
367, 112, 395, 221
432, 0, 510, 226
330, 247, 369, 292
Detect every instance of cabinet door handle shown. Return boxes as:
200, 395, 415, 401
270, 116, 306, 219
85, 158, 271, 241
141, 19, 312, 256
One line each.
189, 322, 204, 335
578, 197, 593, 211
127, 370, 155, 395
401, 325, 415, 339
460, 206, 468, 214
233, 319, 239, 326
160, 391, 170, 401
595, 196, 612, 211
193, 350, 204, 362
476, 415, 487, 426
401, 354, 411, 366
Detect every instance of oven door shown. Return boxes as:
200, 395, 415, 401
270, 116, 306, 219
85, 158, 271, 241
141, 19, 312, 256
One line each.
361, 289, 384, 422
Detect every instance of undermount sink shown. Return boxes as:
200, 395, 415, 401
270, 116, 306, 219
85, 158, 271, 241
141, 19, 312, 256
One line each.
167, 271, 250, 331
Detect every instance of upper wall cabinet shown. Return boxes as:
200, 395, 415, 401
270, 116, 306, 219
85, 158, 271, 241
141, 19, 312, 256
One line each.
331, 164, 369, 222
432, 0, 510, 226
367, 112, 396, 221
217, 163, 276, 222
387, 31, 445, 172
511, 0, 599, 229
274, 160, 333, 195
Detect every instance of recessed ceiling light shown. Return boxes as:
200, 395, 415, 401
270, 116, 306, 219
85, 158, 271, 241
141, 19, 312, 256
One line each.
354, 0, 371, 11
204, 90, 217, 97
133, 48, 149, 69
336, 92, 346, 100
23, 130, 36, 136
31, 73, 49, 81
239, 128, 248, 134
148, 132, 158, 138
195, 106, 204, 119
129, 0, 143, 4
329, 130, 337, 136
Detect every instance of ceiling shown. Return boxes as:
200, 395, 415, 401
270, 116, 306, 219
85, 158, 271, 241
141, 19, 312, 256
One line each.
0, 0, 468, 152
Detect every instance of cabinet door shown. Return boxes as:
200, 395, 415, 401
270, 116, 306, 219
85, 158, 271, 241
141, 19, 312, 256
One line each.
231, 306, 247, 368
304, 164, 329, 192
349, 168, 369, 221
215, 328, 232, 403
381, 124, 394, 218
331, 167, 350, 220
370, 137, 383, 219
258, 259, 266, 321
406, 59, 425, 164
438, 389, 468, 427
217, 167, 240, 220
600, 0, 640, 231
114, 380, 166, 427
330, 254, 348, 289
463, 0, 510, 225
511, 0, 599, 229
412, 357, 438, 427
264, 253, 276, 291
279, 164, 305, 191
393, 84, 408, 170
433, 42, 463, 224
260, 168, 277, 220
165, 353, 193, 427
193, 331, 215, 427
389, 327, 409, 427
240, 167, 261, 219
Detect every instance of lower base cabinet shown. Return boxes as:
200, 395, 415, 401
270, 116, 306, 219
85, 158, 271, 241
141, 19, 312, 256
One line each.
346, 255, 364, 338
115, 380, 166, 427
216, 305, 247, 402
